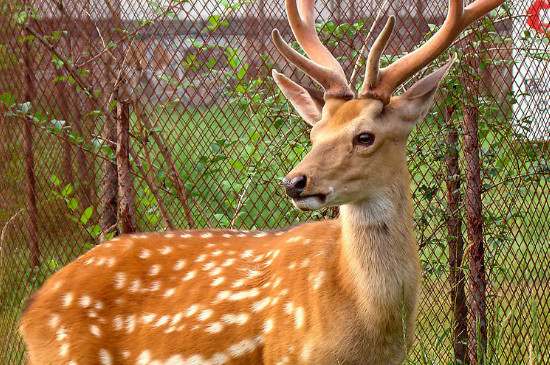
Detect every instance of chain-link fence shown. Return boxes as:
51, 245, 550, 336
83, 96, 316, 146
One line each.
1, 0, 549, 363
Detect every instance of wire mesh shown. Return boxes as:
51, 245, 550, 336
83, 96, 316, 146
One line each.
0, 0, 549, 363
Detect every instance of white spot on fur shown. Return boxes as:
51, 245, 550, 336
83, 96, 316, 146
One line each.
203, 262, 215, 271
62, 293, 73, 307
222, 233, 232, 238
263, 318, 274, 333
173, 259, 186, 270
195, 254, 207, 263
96, 257, 106, 266
171, 312, 183, 325
148, 281, 161, 292
56, 327, 67, 341
254, 232, 267, 237
210, 353, 230, 364
154, 315, 170, 327
183, 270, 196, 281
78, 295, 91, 308
125, 315, 136, 333
148, 264, 161, 276
99, 349, 112, 365
205, 322, 224, 333
294, 306, 305, 329
284, 302, 294, 314
252, 255, 264, 262
49, 314, 60, 329
139, 249, 151, 259
300, 342, 312, 362
159, 246, 173, 255
180, 233, 192, 238
251, 297, 271, 312
141, 314, 156, 324
137, 350, 151, 365
90, 324, 101, 337
273, 277, 282, 288
212, 277, 225, 286
210, 267, 223, 276
94, 301, 104, 311
201, 233, 213, 238
287, 262, 296, 269
59, 343, 69, 357
246, 269, 262, 278
121, 350, 130, 359
286, 236, 302, 243
164, 232, 175, 238
212, 250, 223, 256
313, 271, 326, 290
300, 258, 310, 267
240, 250, 254, 258
106, 258, 116, 267
163, 288, 175, 297
113, 315, 123, 330
129, 279, 141, 292
232, 279, 245, 288
227, 338, 258, 358
113, 272, 126, 289
229, 288, 259, 301
198, 309, 213, 321
221, 313, 249, 325
185, 304, 199, 317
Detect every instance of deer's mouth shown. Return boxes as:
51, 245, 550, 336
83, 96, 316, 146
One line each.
292, 193, 328, 211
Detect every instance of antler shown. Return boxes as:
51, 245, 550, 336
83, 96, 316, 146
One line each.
272, 0, 354, 99
360, 0, 506, 104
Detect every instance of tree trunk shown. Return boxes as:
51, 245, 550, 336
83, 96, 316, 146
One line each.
22, 25, 40, 267
445, 105, 469, 364
116, 93, 136, 234
463, 105, 486, 365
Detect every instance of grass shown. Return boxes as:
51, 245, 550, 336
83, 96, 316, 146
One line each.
1, 99, 549, 364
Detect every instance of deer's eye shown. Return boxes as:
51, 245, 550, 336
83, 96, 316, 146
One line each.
354, 132, 375, 146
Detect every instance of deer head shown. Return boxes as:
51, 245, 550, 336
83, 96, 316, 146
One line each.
273, 0, 504, 212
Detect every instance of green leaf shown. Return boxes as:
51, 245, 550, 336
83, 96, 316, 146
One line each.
50, 174, 60, 186
80, 206, 93, 224
61, 184, 73, 198
67, 198, 78, 211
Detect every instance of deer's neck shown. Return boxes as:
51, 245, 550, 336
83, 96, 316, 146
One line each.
338, 176, 420, 315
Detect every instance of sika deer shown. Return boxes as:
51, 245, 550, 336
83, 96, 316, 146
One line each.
20, 0, 505, 364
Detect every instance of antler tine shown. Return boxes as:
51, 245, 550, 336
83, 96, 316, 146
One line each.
359, 0, 506, 104
364, 16, 395, 90
272, 0, 354, 98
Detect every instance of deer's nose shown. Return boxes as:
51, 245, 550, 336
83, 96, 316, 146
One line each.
282, 175, 307, 199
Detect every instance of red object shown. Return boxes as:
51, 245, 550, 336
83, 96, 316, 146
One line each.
527, 0, 550, 33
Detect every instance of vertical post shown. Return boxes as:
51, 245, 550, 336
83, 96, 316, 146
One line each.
21, 25, 40, 267
55, 66, 93, 208
463, 29, 487, 365
445, 105, 469, 364
463, 104, 486, 364
100, 93, 119, 241
116, 90, 136, 234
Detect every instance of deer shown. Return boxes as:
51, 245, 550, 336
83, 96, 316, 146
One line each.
19, 0, 505, 364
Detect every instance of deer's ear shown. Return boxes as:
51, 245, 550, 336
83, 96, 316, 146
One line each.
389, 55, 456, 129
273, 70, 325, 126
